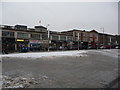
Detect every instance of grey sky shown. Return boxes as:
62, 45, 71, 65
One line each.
2, 2, 118, 35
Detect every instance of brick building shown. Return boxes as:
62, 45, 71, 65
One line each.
0, 24, 119, 53
88, 30, 99, 49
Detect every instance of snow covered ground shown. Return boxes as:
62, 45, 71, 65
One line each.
0, 50, 88, 58
2, 49, 118, 88
0, 49, 119, 59
91, 49, 118, 58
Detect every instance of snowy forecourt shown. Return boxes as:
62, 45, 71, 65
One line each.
0, 49, 118, 59
0, 49, 118, 88
1, 49, 119, 88
0, 56, 1, 89
0, 50, 88, 58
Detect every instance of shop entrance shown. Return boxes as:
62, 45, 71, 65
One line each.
16, 39, 29, 52
2, 37, 15, 53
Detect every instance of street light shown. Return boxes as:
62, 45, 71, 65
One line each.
100, 27, 104, 49
110, 36, 111, 49
46, 24, 50, 52
78, 32, 80, 50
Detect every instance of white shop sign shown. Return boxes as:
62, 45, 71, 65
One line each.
29, 40, 41, 43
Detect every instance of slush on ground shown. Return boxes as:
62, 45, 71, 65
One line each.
1, 49, 119, 88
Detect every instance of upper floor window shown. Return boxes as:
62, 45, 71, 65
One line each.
52, 35, 59, 40
31, 34, 41, 40
17, 32, 29, 39
90, 33, 93, 37
60, 35, 66, 40
2, 31, 14, 37
42, 34, 48, 40
67, 36, 73, 41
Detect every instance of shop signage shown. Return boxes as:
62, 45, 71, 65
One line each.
42, 40, 49, 44
17, 39, 24, 42
30, 40, 41, 43
29, 40, 51, 44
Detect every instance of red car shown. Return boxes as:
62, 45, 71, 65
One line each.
105, 45, 110, 49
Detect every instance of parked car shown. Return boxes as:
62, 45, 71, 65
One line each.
88, 46, 92, 49
30, 43, 41, 51
115, 45, 120, 49
105, 45, 110, 49
100, 46, 105, 49
21, 46, 29, 52
72, 46, 78, 50
49, 46, 57, 50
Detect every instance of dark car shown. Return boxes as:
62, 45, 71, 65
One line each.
115, 45, 120, 49
49, 46, 57, 50
21, 46, 29, 52
30, 43, 41, 51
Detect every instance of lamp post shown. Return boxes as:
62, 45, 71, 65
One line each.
110, 36, 111, 49
46, 24, 50, 52
100, 27, 104, 49
78, 32, 80, 50
97, 34, 98, 49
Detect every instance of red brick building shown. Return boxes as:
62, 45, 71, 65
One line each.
88, 30, 99, 49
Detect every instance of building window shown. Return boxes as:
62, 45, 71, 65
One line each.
17, 32, 28, 39
31, 34, 41, 40
60, 35, 66, 40
90, 33, 93, 37
2, 31, 14, 37
90, 38, 93, 41
67, 36, 73, 41
42, 34, 48, 40
52, 35, 59, 40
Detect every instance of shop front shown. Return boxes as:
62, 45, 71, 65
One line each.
88, 41, 97, 49
0, 38, 2, 53
82, 42, 88, 49
29, 40, 41, 51
50, 40, 68, 50
50, 40, 59, 50
49, 40, 57, 50
72, 41, 79, 50
2, 37, 15, 53
66, 41, 74, 50
16, 39, 29, 52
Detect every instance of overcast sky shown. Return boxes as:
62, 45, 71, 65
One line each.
1, 2, 118, 35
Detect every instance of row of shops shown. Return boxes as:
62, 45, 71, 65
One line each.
2, 37, 118, 53
2, 37, 91, 53
1, 25, 119, 53
2, 32, 119, 53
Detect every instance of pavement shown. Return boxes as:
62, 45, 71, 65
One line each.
1, 49, 119, 88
